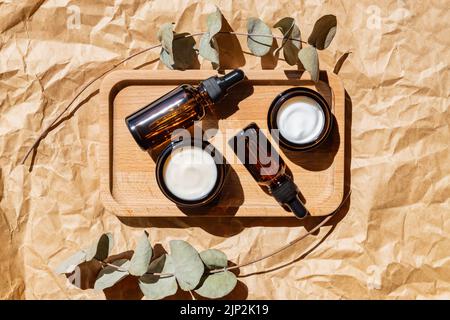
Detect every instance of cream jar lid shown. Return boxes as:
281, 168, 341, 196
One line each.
267, 87, 332, 151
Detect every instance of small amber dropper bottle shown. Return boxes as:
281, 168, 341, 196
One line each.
125, 69, 245, 151
230, 122, 309, 218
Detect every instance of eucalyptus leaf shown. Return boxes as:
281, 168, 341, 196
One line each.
324, 26, 337, 49
139, 254, 177, 300
195, 271, 237, 299
298, 46, 319, 82
247, 18, 273, 57
55, 251, 86, 274
158, 22, 175, 68
274, 17, 301, 65
199, 249, 227, 270
94, 259, 130, 290
128, 232, 152, 276
85, 233, 113, 261
307, 15, 337, 50
206, 5, 223, 36
199, 32, 220, 65
198, 6, 222, 66
160, 49, 174, 70
170, 240, 204, 291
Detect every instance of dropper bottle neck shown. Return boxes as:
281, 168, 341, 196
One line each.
200, 69, 245, 102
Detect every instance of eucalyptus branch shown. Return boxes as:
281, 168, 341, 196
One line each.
21, 10, 337, 171
96, 214, 332, 279
99, 260, 174, 278
227, 31, 307, 44
92, 190, 350, 280
57, 189, 348, 298
20, 31, 304, 166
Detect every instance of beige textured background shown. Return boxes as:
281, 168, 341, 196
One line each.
1, 0, 449, 299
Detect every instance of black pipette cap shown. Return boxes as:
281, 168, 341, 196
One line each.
271, 176, 309, 219
201, 69, 245, 102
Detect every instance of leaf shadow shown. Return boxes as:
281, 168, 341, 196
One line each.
103, 275, 144, 300
333, 51, 351, 75
172, 32, 200, 70
215, 16, 245, 69
308, 14, 337, 50
63, 250, 147, 300
261, 38, 280, 69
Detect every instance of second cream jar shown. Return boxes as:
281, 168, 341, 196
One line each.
267, 87, 332, 151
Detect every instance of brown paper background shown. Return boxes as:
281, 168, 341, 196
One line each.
1, 0, 449, 299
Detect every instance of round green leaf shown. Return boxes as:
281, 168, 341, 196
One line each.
198, 6, 222, 66
324, 26, 337, 49
247, 18, 273, 57
94, 259, 130, 290
274, 17, 301, 65
195, 271, 237, 299
206, 5, 222, 35
85, 233, 113, 261
199, 249, 228, 270
298, 46, 319, 82
160, 49, 174, 70
129, 232, 152, 276
55, 250, 86, 274
169, 240, 204, 291
307, 15, 337, 50
158, 22, 175, 68
199, 32, 220, 65
139, 254, 177, 300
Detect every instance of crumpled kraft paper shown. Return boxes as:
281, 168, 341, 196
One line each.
1, 0, 449, 299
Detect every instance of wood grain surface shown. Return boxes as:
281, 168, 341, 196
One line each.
99, 70, 345, 217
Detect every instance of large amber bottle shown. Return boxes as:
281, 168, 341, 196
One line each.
125, 69, 244, 151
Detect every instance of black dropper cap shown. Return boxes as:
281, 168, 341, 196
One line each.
286, 196, 308, 219
271, 176, 309, 219
201, 69, 245, 102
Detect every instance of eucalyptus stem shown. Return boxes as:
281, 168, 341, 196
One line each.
227, 31, 306, 44
96, 190, 350, 278
99, 260, 173, 278
20, 30, 304, 165
99, 211, 332, 278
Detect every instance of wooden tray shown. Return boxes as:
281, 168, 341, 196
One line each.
100, 70, 345, 217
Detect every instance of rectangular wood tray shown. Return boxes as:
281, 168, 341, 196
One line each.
100, 70, 345, 217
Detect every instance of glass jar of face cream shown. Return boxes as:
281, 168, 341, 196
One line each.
267, 87, 332, 151
155, 138, 227, 207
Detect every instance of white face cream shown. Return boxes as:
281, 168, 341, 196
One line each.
162, 146, 218, 201
276, 96, 325, 145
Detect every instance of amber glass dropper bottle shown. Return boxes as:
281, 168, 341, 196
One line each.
230, 122, 309, 218
125, 69, 245, 151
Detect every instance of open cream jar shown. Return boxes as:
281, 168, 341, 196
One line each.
155, 139, 227, 207
268, 87, 332, 151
